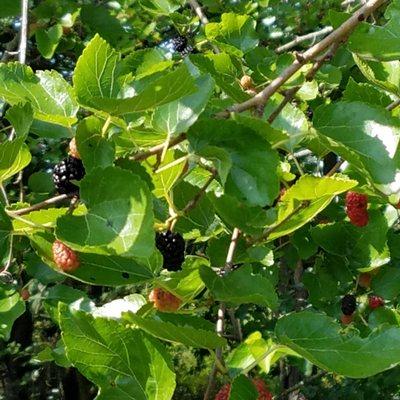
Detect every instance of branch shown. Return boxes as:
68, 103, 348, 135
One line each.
18, 0, 29, 65
9, 194, 72, 216
276, 26, 333, 53
216, 0, 386, 117
188, 0, 209, 25
204, 227, 241, 400
130, 133, 187, 162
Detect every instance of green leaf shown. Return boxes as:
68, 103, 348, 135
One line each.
60, 304, 176, 400
0, 0, 20, 17
139, 0, 183, 15
190, 53, 249, 102
310, 211, 390, 271
189, 119, 280, 207
32, 231, 159, 286
35, 24, 63, 59
96, 65, 197, 115
76, 116, 115, 172
313, 101, 400, 186
353, 55, 400, 97
173, 182, 215, 234
125, 313, 227, 349
263, 93, 309, 151
209, 193, 271, 235
80, 5, 127, 47
0, 137, 32, 183
205, 13, 259, 55
227, 332, 296, 377
0, 206, 12, 263
5, 103, 33, 138
73, 34, 129, 110
276, 310, 400, 378
347, 1, 400, 61
372, 265, 400, 300
229, 375, 258, 400
56, 166, 154, 258
0, 63, 78, 126
145, 151, 186, 199
156, 256, 209, 302
200, 265, 278, 309
343, 77, 392, 108
268, 175, 357, 241
152, 74, 214, 135
0, 285, 25, 341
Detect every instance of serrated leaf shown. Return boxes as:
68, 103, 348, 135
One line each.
125, 313, 227, 349
347, 1, 400, 61
310, 211, 390, 271
205, 13, 259, 55
5, 103, 33, 138
145, 150, 186, 199
56, 166, 154, 258
76, 116, 115, 172
189, 119, 280, 207
59, 304, 176, 400
0, 64, 78, 126
343, 77, 392, 107
200, 265, 278, 309
156, 256, 209, 302
0, 137, 32, 183
96, 64, 197, 115
276, 310, 400, 378
36, 24, 63, 59
152, 74, 214, 135
353, 55, 400, 97
313, 101, 400, 186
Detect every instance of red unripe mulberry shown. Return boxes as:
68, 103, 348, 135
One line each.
369, 295, 384, 309
52, 240, 80, 272
345, 191, 369, 227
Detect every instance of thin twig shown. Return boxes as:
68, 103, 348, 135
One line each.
130, 133, 187, 162
204, 228, 241, 400
181, 171, 216, 214
187, 0, 220, 53
9, 194, 72, 216
325, 159, 344, 176
188, 0, 209, 24
216, 0, 386, 118
387, 98, 400, 111
273, 371, 327, 399
18, 0, 29, 65
276, 26, 333, 53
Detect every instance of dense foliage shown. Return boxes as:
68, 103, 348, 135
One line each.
2, 0, 400, 399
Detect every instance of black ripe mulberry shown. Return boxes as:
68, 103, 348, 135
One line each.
156, 230, 185, 271
53, 156, 85, 194
341, 294, 356, 316
171, 35, 193, 55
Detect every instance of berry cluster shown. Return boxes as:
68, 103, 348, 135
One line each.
341, 294, 356, 316
149, 288, 181, 312
156, 230, 185, 271
52, 240, 80, 272
340, 294, 357, 324
345, 191, 368, 227
215, 379, 272, 400
53, 155, 85, 194
171, 35, 193, 56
